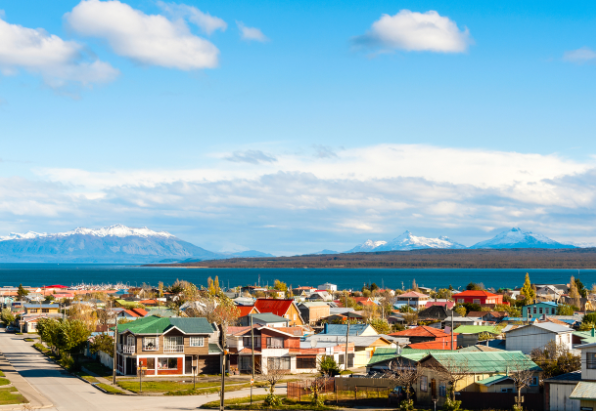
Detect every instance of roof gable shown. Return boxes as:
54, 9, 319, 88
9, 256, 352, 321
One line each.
254, 299, 294, 316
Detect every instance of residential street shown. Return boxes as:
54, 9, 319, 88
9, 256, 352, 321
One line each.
0, 330, 283, 410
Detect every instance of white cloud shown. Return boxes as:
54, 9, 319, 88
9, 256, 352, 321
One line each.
563, 47, 596, 63
354, 10, 471, 53
157, 2, 227, 35
225, 150, 277, 165
236, 21, 268, 42
65, 0, 219, 70
0, 14, 118, 88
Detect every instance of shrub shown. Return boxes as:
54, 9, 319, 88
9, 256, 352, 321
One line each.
400, 399, 415, 411
264, 393, 282, 407
443, 398, 462, 411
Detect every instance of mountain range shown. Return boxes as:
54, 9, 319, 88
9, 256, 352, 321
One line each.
0, 225, 273, 263
0, 225, 581, 263
345, 227, 576, 253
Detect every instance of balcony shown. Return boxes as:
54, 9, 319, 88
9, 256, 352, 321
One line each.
164, 344, 184, 353
118, 344, 135, 354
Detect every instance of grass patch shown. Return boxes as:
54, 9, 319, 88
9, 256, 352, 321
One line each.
200, 395, 336, 410
96, 383, 125, 395
0, 379, 10, 386
24, 338, 35, 342
74, 372, 99, 384
118, 380, 231, 394
0, 387, 28, 405
33, 343, 51, 355
15, 333, 23, 335
0, 370, 5, 377
83, 362, 113, 378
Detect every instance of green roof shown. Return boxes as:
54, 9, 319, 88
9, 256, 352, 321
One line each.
250, 313, 289, 323
476, 374, 510, 386
570, 382, 596, 400
428, 351, 541, 373
454, 325, 501, 334
209, 343, 222, 354
368, 348, 452, 366
573, 330, 596, 344
117, 315, 215, 334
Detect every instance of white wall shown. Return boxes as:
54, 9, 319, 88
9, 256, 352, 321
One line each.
549, 383, 580, 411
580, 349, 596, 381
506, 326, 572, 354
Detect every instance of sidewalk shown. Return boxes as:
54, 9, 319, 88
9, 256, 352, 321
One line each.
0, 352, 53, 410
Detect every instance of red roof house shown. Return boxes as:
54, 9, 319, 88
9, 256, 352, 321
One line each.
390, 325, 458, 347
237, 306, 259, 317
254, 299, 304, 325
452, 290, 505, 306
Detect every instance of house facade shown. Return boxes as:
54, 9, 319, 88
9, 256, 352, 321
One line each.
253, 299, 305, 326
452, 290, 505, 306
115, 316, 221, 377
522, 302, 558, 318
298, 302, 330, 325
505, 323, 573, 354
395, 291, 430, 309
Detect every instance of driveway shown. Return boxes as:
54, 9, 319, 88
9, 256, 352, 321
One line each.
0, 330, 283, 410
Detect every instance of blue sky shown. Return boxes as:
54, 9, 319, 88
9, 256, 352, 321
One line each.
1, 0, 596, 254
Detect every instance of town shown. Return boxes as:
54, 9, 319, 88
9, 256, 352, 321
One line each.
0, 274, 595, 410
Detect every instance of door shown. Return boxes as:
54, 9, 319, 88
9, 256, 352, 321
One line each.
185, 356, 193, 374
431, 379, 437, 399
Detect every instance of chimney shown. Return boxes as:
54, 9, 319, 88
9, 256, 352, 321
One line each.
592, 327, 595, 338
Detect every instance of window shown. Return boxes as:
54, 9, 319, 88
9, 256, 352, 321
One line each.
297, 356, 317, 369
539, 308, 543, 314
420, 376, 428, 392
243, 336, 261, 348
127, 335, 135, 346
143, 337, 159, 351
473, 299, 480, 304
42, 309, 49, 313
587, 352, 596, 369
266, 337, 284, 349
533, 307, 537, 314
439, 382, 446, 397
29, 309, 38, 313
458, 299, 464, 303
158, 358, 178, 369
190, 337, 204, 347
146, 358, 155, 369
267, 357, 291, 370
501, 388, 513, 393
239, 356, 253, 371
530, 377, 538, 386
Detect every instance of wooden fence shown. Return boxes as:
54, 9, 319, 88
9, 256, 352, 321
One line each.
459, 392, 544, 411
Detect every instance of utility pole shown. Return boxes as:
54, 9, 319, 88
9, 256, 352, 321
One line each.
451, 313, 454, 351
220, 324, 225, 411
250, 314, 255, 405
111, 300, 118, 383
344, 314, 350, 371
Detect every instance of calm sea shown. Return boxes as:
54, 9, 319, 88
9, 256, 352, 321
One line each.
0, 264, 595, 291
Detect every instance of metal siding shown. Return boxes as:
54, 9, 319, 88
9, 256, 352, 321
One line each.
550, 384, 580, 411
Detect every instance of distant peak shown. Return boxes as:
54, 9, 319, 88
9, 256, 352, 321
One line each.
0, 225, 176, 241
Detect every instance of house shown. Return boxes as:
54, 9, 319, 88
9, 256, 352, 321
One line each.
241, 286, 268, 295
298, 302, 330, 325
390, 326, 455, 348
544, 371, 581, 411
569, 342, 596, 410
467, 311, 508, 322
319, 323, 378, 337
227, 324, 354, 374
417, 305, 453, 322
23, 304, 60, 315
115, 315, 221, 377
253, 299, 305, 326
505, 322, 573, 354
236, 305, 259, 318
20, 313, 62, 332
522, 302, 558, 318
572, 328, 596, 346
307, 334, 398, 368
441, 316, 484, 328
117, 308, 148, 320
353, 297, 377, 307
291, 286, 316, 296
306, 291, 332, 302
317, 283, 337, 292
453, 325, 502, 348
322, 312, 365, 324
416, 351, 541, 407
425, 301, 455, 310
238, 313, 289, 328
452, 290, 505, 306
264, 290, 285, 299
536, 285, 565, 302
395, 291, 430, 309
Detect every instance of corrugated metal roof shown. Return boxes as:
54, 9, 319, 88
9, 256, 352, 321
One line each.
476, 374, 511, 386
322, 323, 374, 336
570, 382, 596, 400
116, 315, 214, 334
454, 326, 501, 334
428, 351, 541, 373
545, 370, 582, 382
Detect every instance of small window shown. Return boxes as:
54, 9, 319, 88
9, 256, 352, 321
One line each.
587, 352, 596, 369
146, 358, 155, 369
530, 377, 538, 386
143, 337, 158, 351
420, 376, 428, 392
539, 308, 543, 314
266, 337, 284, 349
533, 307, 537, 314
501, 388, 513, 393
158, 358, 178, 369
439, 382, 446, 397
458, 299, 464, 303
190, 337, 204, 347
473, 299, 480, 304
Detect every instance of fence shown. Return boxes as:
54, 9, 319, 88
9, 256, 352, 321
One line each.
287, 378, 391, 404
459, 392, 544, 411
287, 378, 335, 401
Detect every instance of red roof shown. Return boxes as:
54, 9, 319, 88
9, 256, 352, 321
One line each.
425, 301, 455, 309
45, 285, 68, 289
408, 337, 457, 350
237, 306, 258, 317
254, 299, 294, 317
399, 291, 429, 298
390, 326, 450, 338
131, 308, 148, 317
452, 290, 499, 298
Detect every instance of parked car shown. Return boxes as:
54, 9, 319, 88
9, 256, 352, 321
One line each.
5, 326, 17, 333
388, 386, 406, 404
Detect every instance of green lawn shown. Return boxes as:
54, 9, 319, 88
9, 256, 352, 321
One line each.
200, 395, 336, 410
0, 379, 10, 386
24, 338, 35, 342
96, 383, 125, 395
0, 370, 5, 377
83, 362, 113, 378
118, 380, 226, 394
0, 387, 28, 405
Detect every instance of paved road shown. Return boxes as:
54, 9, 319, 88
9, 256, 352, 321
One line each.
0, 330, 282, 410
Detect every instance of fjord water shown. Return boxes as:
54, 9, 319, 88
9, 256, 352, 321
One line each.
1, 264, 595, 290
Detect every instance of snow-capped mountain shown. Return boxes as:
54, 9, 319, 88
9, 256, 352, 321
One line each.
470, 227, 576, 249
0, 224, 219, 263
346, 231, 466, 253
304, 249, 339, 256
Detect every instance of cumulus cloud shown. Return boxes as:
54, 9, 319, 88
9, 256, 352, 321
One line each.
236, 21, 268, 42
0, 14, 118, 89
353, 10, 471, 53
225, 150, 277, 165
313, 145, 339, 159
157, 2, 227, 35
65, 0, 219, 70
563, 47, 596, 64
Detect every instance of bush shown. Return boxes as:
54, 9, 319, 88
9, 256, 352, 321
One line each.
557, 305, 577, 315
264, 393, 282, 407
443, 398, 462, 411
400, 399, 415, 411
318, 356, 340, 376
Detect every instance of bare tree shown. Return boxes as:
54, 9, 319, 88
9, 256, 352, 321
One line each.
309, 374, 331, 407
384, 359, 423, 401
263, 359, 289, 406
507, 357, 537, 408
424, 357, 472, 401
402, 312, 418, 326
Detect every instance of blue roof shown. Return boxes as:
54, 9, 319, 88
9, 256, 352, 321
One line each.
526, 301, 558, 307
321, 323, 371, 336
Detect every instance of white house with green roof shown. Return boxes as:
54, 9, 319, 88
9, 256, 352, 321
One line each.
115, 315, 222, 377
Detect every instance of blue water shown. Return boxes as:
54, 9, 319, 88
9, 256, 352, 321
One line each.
0, 264, 594, 290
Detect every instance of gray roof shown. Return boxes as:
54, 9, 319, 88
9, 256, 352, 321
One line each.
307, 335, 392, 348
299, 302, 329, 307
24, 304, 58, 308
524, 322, 572, 334
248, 313, 289, 323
